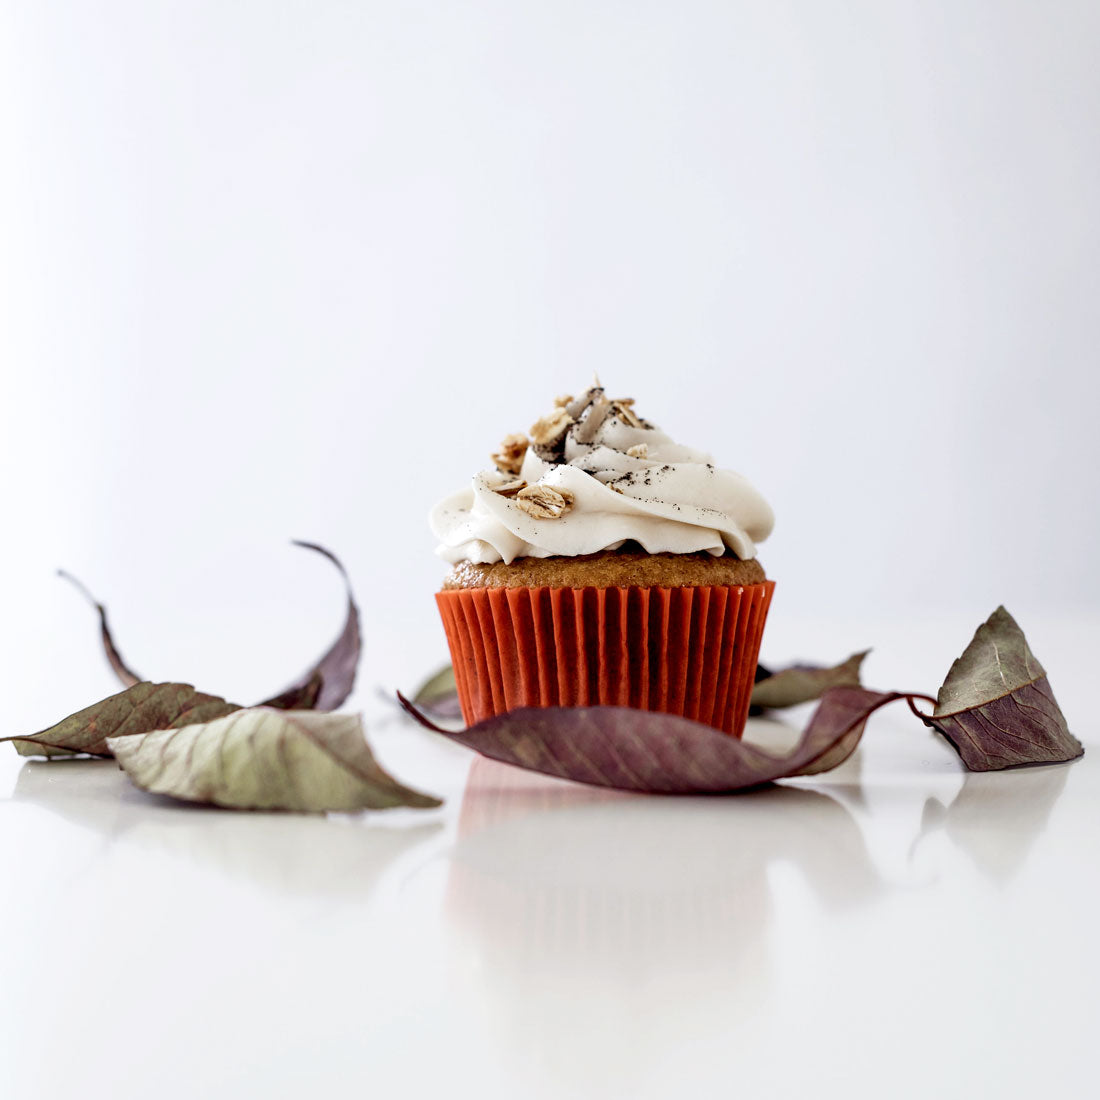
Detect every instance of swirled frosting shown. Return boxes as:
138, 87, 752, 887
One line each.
430, 384, 774, 565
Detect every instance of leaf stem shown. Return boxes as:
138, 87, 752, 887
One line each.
904, 693, 936, 721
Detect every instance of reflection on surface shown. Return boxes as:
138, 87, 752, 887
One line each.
445, 748, 1074, 1091
13, 760, 442, 899
450, 758, 885, 954
445, 756, 883, 1087
918, 763, 1070, 882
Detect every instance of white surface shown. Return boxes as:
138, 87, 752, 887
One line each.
1, 611, 1097, 1100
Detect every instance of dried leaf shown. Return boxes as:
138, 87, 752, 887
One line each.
750, 650, 869, 710
63, 542, 362, 712
108, 709, 441, 813
397, 687, 902, 794
412, 664, 463, 718
256, 541, 362, 709
3, 682, 240, 759
57, 569, 142, 687
917, 606, 1083, 771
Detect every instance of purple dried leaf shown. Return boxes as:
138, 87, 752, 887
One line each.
257, 541, 361, 710
397, 687, 902, 794
61, 542, 361, 712
57, 569, 142, 688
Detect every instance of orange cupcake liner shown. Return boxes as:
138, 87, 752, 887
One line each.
435, 580, 775, 738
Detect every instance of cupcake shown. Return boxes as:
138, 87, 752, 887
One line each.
429, 382, 775, 737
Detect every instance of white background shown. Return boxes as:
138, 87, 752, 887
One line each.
1, 5, 1098, 1098
3, 0, 1099, 723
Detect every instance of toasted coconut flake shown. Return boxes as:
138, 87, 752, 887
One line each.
566, 385, 603, 420
573, 395, 612, 444
514, 483, 575, 519
491, 433, 529, 476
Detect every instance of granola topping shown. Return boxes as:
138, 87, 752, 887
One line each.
490, 433, 528, 476
514, 484, 575, 519
615, 403, 642, 429
430, 381, 774, 565
529, 408, 573, 446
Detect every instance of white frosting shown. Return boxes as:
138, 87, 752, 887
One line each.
430, 389, 774, 565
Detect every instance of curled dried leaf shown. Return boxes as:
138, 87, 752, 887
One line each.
490, 433, 529, 476
916, 606, 1082, 771
57, 569, 142, 687
514, 484, 575, 519
258, 542, 361, 711
109, 708, 441, 813
61, 542, 361, 713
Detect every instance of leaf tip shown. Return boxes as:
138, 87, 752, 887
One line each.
289, 540, 349, 580
396, 692, 448, 734
56, 567, 100, 610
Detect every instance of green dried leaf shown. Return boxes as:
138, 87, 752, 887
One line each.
413, 664, 456, 706
411, 663, 464, 718
919, 606, 1083, 771
750, 651, 869, 710
108, 708, 441, 813
3, 682, 240, 759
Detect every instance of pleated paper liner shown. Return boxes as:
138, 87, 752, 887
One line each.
435, 580, 775, 738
